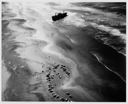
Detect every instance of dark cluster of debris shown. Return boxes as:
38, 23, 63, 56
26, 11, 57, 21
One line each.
44, 63, 72, 101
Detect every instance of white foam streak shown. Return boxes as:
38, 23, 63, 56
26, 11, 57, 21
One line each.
91, 23, 126, 41
2, 61, 11, 94
92, 53, 125, 82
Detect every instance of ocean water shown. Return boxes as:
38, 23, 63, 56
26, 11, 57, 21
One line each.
2, 2, 126, 101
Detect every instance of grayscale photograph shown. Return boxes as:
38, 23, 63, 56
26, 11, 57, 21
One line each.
2, 0, 126, 102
